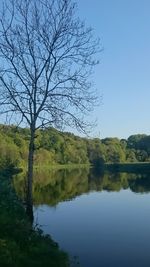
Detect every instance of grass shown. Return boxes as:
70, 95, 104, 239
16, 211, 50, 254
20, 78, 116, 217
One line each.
34, 163, 91, 170
0, 168, 69, 267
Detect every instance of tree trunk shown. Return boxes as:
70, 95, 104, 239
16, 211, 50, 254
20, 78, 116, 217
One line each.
26, 127, 35, 223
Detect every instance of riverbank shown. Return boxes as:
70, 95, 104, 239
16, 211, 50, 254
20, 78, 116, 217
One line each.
34, 163, 91, 170
0, 168, 69, 267
105, 162, 150, 173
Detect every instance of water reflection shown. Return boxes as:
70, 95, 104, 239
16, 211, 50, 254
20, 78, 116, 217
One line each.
14, 168, 150, 206
13, 168, 150, 267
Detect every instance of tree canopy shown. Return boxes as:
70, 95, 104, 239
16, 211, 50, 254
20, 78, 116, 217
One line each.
0, 125, 150, 170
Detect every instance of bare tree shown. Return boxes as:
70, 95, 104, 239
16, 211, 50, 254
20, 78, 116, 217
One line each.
0, 0, 100, 220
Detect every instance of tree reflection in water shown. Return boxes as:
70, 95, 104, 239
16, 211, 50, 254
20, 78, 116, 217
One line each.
13, 168, 150, 206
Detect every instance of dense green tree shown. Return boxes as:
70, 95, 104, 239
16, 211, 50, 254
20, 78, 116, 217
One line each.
127, 134, 147, 150
102, 138, 126, 163
126, 149, 137, 162
1, 125, 150, 171
87, 138, 106, 165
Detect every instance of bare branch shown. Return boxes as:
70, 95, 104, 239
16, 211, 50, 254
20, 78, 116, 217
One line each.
0, 0, 100, 132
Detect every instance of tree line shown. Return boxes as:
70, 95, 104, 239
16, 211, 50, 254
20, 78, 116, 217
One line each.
0, 124, 150, 168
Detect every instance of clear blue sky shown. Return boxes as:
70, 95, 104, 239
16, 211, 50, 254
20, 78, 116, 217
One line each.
76, 0, 150, 139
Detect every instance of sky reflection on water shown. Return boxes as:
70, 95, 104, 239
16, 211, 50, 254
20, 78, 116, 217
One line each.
32, 169, 150, 267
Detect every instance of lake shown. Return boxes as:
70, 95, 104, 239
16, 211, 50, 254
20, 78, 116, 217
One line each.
15, 168, 150, 267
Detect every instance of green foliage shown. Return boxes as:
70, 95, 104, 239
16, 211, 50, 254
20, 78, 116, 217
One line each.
0, 172, 69, 267
0, 133, 19, 168
102, 138, 126, 163
0, 124, 150, 168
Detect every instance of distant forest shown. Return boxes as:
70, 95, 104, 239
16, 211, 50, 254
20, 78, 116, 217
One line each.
0, 124, 150, 168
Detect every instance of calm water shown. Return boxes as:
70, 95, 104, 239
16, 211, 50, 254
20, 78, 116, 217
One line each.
16, 168, 150, 267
